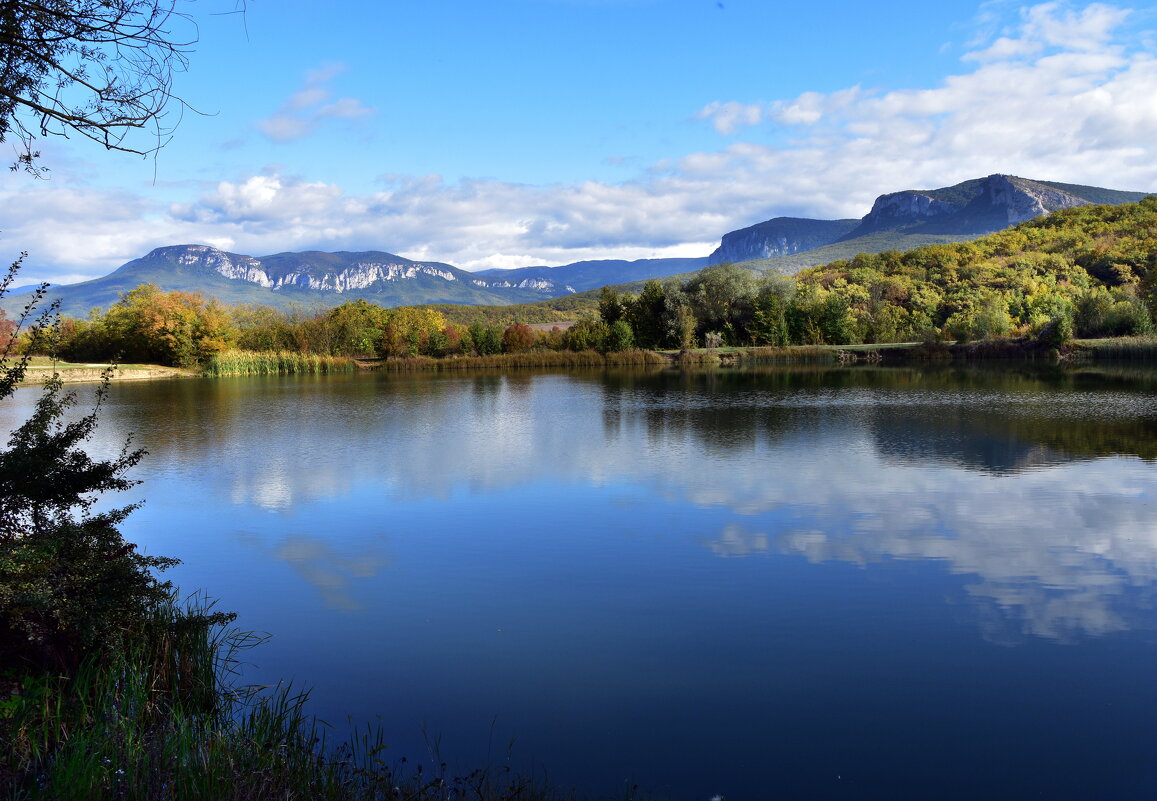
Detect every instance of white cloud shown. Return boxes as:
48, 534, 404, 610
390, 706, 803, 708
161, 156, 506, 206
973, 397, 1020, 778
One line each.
3, 2, 1156, 287
694, 100, 764, 135
256, 63, 374, 143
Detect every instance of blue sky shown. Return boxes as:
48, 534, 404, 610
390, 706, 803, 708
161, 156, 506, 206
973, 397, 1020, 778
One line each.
3, 0, 1156, 285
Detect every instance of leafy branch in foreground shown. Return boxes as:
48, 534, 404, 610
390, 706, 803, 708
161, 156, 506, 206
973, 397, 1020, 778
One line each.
0, 255, 179, 672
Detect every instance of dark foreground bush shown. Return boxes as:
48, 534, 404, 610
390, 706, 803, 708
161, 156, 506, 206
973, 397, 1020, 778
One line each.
0, 595, 635, 801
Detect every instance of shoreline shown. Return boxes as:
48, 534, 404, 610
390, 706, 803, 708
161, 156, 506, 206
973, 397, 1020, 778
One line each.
17, 363, 195, 385
18, 336, 1157, 385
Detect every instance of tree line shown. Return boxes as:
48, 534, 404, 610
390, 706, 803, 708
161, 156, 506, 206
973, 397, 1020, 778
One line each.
5, 196, 1156, 370
0, 284, 642, 368
598, 196, 1157, 349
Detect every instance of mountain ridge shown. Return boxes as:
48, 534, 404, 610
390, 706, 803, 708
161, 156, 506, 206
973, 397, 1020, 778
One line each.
6, 173, 1150, 318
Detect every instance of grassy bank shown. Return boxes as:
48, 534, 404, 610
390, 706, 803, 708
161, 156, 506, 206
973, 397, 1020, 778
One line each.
0, 595, 626, 801
367, 337, 1157, 372
203, 350, 357, 377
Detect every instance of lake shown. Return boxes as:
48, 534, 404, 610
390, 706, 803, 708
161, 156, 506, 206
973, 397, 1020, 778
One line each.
6, 364, 1157, 800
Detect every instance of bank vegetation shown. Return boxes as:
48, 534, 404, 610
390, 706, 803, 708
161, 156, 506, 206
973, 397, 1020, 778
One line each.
2, 198, 1155, 376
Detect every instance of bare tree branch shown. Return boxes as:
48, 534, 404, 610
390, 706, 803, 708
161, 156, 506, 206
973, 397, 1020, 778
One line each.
0, 0, 199, 173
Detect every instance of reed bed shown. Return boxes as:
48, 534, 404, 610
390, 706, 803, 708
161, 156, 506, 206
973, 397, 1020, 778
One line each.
378, 349, 666, 372
1075, 336, 1157, 362
675, 349, 720, 367
735, 346, 836, 365
0, 595, 618, 801
203, 350, 357, 377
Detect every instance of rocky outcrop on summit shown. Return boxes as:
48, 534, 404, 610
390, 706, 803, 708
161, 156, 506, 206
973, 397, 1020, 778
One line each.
840, 174, 1130, 239
159, 244, 269, 284
847, 192, 960, 237
967, 175, 1089, 226
712, 175, 1150, 266
145, 245, 465, 292
708, 218, 858, 266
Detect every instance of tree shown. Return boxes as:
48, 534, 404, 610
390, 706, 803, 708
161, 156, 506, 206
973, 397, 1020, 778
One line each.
0, 0, 200, 172
597, 286, 624, 326
0, 307, 15, 353
382, 306, 448, 357
818, 292, 855, 345
749, 275, 793, 346
0, 259, 179, 670
0, 2, 228, 676
562, 318, 607, 351
324, 299, 389, 357
625, 279, 668, 349
92, 284, 235, 366
682, 263, 757, 344
467, 322, 502, 356
501, 322, 535, 353
605, 319, 634, 352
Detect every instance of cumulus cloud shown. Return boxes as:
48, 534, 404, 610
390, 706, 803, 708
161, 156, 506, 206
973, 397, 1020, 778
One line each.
256, 63, 374, 143
3, 2, 1156, 286
691, 1, 1157, 206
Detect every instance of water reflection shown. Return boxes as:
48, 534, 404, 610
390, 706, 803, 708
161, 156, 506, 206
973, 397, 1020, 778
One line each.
7, 364, 1157, 798
695, 453, 1157, 641
273, 535, 390, 611
6, 365, 1156, 645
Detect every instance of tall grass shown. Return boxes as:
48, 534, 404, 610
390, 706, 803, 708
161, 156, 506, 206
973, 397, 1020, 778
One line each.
0, 594, 639, 801
737, 346, 836, 365
379, 349, 666, 372
203, 350, 356, 377
672, 346, 837, 367
1075, 336, 1157, 362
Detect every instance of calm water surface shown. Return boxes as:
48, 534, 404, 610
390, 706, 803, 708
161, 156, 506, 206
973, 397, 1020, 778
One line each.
7, 365, 1157, 800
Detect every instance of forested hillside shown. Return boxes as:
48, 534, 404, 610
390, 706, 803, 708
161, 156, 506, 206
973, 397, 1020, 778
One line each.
5, 198, 1153, 368
596, 196, 1157, 348
791, 195, 1157, 344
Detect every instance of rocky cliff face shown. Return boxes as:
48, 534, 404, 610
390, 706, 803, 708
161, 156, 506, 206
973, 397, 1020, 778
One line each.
979, 175, 1089, 225
708, 174, 1140, 266
148, 246, 695, 297
852, 192, 960, 235
165, 244, 269, 284
148, 246, 523, 295
708, 218, 859, 265
152, 245, 466, 292
839, 174, 1104, 240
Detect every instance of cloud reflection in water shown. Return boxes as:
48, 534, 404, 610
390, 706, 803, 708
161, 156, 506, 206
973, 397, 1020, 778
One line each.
76, 368, 1157, 642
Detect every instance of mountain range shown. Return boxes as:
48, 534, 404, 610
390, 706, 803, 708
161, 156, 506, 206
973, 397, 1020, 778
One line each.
5, 174, 1150, 318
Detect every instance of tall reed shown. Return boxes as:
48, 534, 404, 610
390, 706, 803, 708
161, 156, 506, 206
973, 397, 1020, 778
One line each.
203, 350, 356, 377
380, 349, 666, 372
1075, 336, 1157, 362
0, 593, 638, 801
735, 346, 836, 365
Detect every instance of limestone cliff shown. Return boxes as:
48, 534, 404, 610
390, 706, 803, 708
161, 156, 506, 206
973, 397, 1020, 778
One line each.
708, 218, 859, 266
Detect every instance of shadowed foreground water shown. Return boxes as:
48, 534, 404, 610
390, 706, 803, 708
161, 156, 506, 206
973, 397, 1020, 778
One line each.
6, 364, 1157, 800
